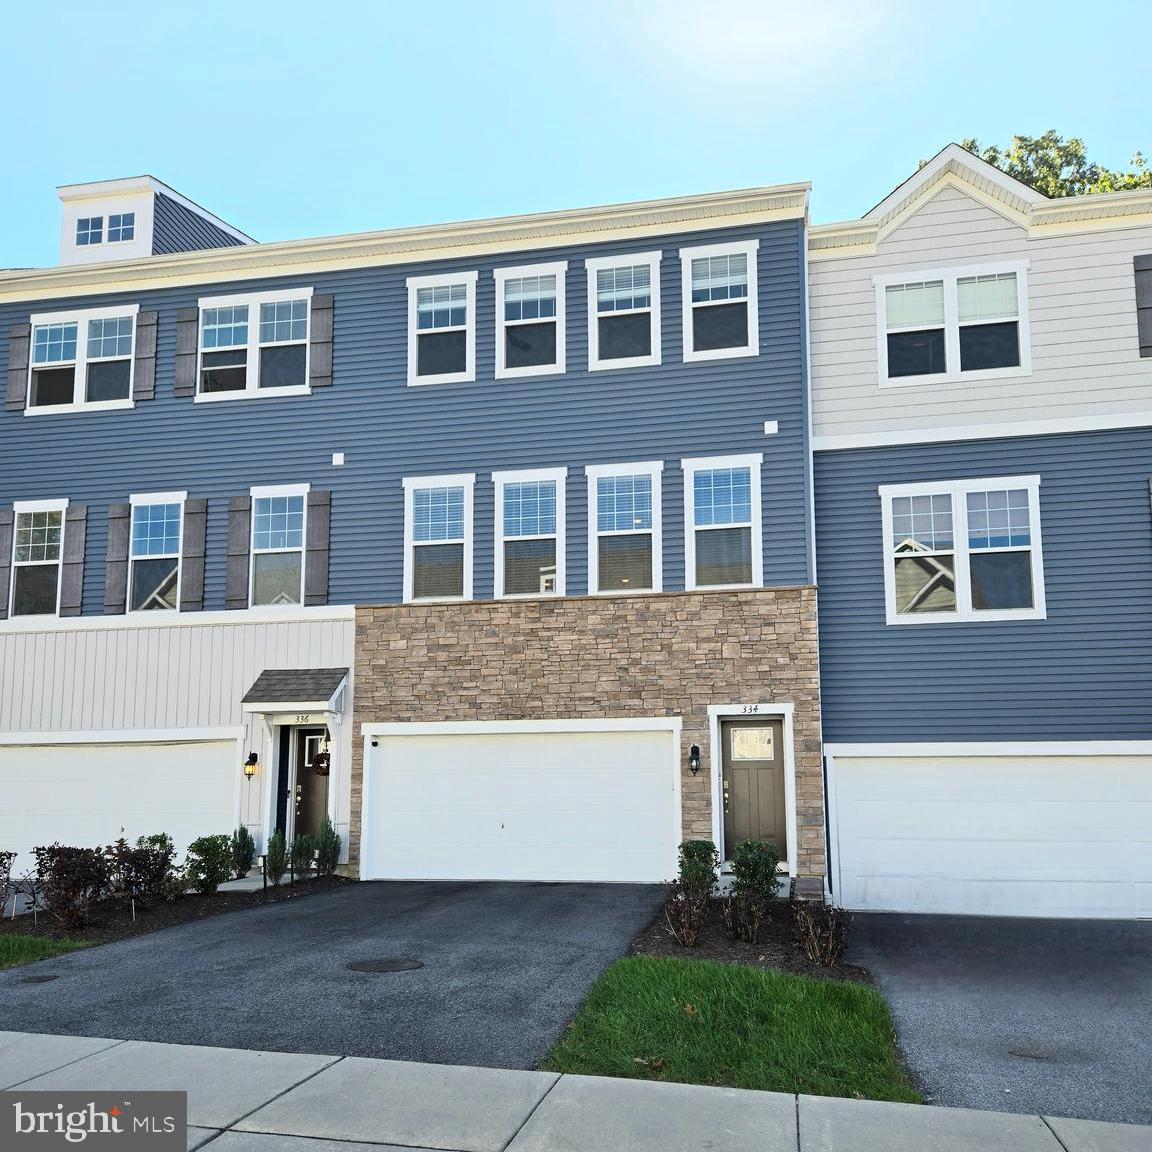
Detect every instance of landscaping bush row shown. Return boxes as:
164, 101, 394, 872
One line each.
1, 816, 343, 928
665, 837, 846, 966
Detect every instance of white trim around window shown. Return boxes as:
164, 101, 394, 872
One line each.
128, 490, 187, 614
407, 272, 478, 387
402, 473, 475, 603
585, 460, 664, 595
10, 497, 69, 619
680, 240, 759, 363
26, 304, 139, 415
585, 252, 662, 371
248, 482, 310, 609
874, 261, 1031, 388
879, 474, 1046, 625
682, 453, 763, 591
492, 467, 567, 599
196, 287, 313, 402
494, 261, 567, 380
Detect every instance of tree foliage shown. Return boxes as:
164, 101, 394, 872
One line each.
955, 131, 1152, 198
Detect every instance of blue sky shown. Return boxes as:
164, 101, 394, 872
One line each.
3, 0, 1150, 267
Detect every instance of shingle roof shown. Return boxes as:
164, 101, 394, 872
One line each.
242, 667, 348, 705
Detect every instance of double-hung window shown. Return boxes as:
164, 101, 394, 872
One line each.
878, 264, 1030, 384
682, 455, 763, 590
403, 474, 474, 601
493, 468, 566, 598
129, 492, 185, 612
10, 499, 68, 616
407, 272, 477, 386
586, 254, 661, 370
198, 289, 311, 397
495, 263, 566, 378
586, 461, 663, 593
681, 240, 759, 361
880, 475, 1045, 624
250, 484, 308, 607
28, 306, 138, 411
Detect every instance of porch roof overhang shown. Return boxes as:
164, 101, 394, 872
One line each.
241, 667, 349, 715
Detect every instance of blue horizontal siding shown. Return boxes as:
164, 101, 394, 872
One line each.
814, 429, 1152, 741
0, 219, 810, 614
151, 194, 248, 255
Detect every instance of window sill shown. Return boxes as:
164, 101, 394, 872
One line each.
879, 366, 1032, 389
406, 373, 475, 388
495, 363, 566, 381
687, 582, 761, 593
589, 586, 662, 597
194, 386, 312, 403
24, 399, 134, 416
682, 345, 758, 364
884, 608, 1047, 626
588, 354, 662, 372
404, 595, 471, 605
495, 591, 565, 601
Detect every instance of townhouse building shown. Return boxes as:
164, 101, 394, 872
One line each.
0, 176, 825, 892
808, 145, 1152, 919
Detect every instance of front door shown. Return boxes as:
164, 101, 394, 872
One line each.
721, 717, 786, 860
293, 728, 329, 840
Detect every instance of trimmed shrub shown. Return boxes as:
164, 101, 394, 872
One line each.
33, 844, 111, 928
722, 889, 765, 943
315, 817, 341, 877
0, 850, 15, 916
290, 833, 315, 877
730, 839, 781, 903
231, 826, 256, 879
664, 878, 710, 947
265, 830, 288, 887
677, 839, 719, 898
184, 835, 233, 895
794, 902, 848, 966
135, 833, 180, 902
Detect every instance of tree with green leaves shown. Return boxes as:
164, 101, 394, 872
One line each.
955, 131, 1152, 198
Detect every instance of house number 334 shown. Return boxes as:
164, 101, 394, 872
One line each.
741, 705, 760, 714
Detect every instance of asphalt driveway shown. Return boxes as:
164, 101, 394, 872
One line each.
850, 913, 1152, 1125
0, 881, 663, 1070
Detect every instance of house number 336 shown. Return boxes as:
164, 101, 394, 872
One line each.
295, 714, 312, 723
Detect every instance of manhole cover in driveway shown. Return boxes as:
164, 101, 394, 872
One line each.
347, 959, 424, 973
20, 974, 59, 984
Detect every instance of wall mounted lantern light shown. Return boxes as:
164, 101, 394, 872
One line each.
243, 752, 259, 781
688, 745, 701, 775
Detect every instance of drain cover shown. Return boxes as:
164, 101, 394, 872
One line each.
347, 959, 423, 973
20, 974, 59, 984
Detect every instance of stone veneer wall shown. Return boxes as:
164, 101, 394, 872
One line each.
350, 587, 825, 879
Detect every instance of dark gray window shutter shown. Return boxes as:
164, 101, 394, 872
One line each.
179, 497, 208, 612
1136, 256, 1152, 358
104, 503, 131, 615
0, 509, 12, 620
304, 490, 331, 605
132, 310, 159, 401
6, 323, 31, 412
225, 495, 252, 609
174, 307, 200, 397
309, 294, 334, 388
59, 505, 88, 617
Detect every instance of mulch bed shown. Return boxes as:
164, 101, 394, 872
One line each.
2, 875, 353, 946
630, 897, 870, 984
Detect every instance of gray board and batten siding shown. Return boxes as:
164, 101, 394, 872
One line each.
0, 219, 811, 615
814, 428, 1152, 742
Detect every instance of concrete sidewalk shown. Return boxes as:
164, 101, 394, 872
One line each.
0, 1032, 1146, 1152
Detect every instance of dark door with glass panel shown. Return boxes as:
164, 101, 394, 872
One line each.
294, 728, 329, 840
721, 718, 786, 860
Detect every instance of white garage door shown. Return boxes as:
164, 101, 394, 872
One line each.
0, 740, 238, 875
362, 724, 679, 883
830, 752, 1152, 918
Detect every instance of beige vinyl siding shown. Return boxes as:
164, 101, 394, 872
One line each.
0, 615, 355, 846
811, 186, 1152, 439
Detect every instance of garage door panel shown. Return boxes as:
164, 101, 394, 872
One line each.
0, 741, 237, 874
365, 728, 677, 883
833, 754, 1152, 918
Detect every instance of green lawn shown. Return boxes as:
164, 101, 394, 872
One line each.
543, 956, 920, 1103
0, 934, 85, 971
